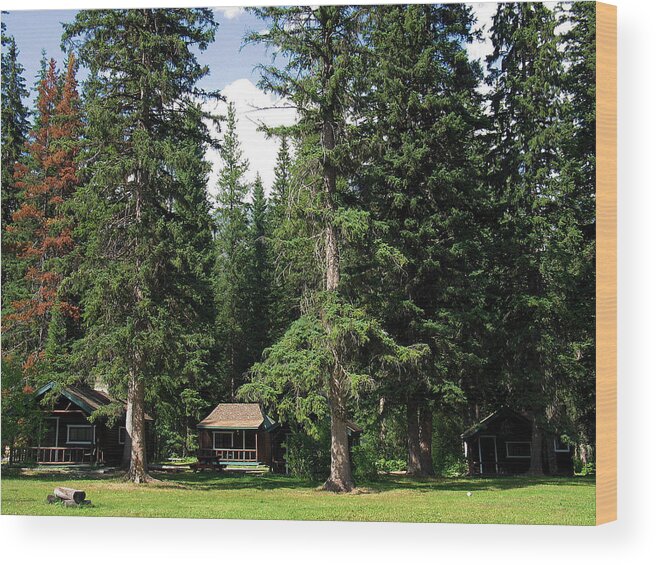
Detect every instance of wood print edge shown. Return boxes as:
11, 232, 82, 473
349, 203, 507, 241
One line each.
595, 0, 617, 526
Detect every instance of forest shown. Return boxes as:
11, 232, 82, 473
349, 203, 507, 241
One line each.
1, 3, 596, 493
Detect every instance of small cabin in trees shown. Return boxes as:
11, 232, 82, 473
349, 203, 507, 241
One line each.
196, 403, 286, 471
196, 403, 363, 472
9, 381, 154, 466
461, 408, 574, 476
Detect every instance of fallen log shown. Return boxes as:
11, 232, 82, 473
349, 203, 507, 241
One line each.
54, 487, 86, 504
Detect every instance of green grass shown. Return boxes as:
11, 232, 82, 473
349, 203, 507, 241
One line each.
0, 468, 595, 525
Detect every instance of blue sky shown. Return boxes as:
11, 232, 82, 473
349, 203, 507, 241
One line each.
1, 4, 506, 194
2, 8, 271, 97
2, 7, 294, 193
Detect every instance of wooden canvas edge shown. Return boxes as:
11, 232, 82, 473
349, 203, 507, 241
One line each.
595, 0, 617, 526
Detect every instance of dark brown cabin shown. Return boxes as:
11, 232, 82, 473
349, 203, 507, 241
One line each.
9, 381, 154, 466
196, 403, 286, 471
461, 408, 574, 476
196, 403, 363, 473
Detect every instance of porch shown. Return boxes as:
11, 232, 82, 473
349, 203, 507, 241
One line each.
9, 446, 104, 465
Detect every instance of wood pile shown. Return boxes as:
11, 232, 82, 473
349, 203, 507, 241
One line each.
47, 487, 92, 507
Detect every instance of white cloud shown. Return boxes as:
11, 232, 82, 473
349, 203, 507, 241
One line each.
212, 7, 245, 20
204, 78, 297, 201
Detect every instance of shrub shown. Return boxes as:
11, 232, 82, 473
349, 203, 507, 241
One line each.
352, 443, 379, 481
284, 430, 330, 481
376, 458, 406, 473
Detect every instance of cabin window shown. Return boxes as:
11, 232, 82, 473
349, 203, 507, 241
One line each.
505, 441, 531, 458
213, 431, 234, 450
554, 437, 570, 452
118, 426, 127, 445
66, 425, 94, 445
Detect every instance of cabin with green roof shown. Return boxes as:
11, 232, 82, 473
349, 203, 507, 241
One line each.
9, 381, 154, 466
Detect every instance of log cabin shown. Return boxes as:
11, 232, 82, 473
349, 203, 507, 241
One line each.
9, 381, 154, 466
461, 408, 574, 476
196, 403, 363, 473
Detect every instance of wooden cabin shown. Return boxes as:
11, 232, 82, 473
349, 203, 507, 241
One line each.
197, 403, 363, 472
196, 403, 286, 470
9, 381, 154, 466
461, 408, 574, 476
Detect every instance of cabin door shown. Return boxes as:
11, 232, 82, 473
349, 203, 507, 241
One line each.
478, 436, 498, 474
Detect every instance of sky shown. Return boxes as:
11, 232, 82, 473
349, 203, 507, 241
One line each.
1, 4, 503, 197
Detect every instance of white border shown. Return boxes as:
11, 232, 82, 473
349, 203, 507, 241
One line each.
1, 2, 656, 564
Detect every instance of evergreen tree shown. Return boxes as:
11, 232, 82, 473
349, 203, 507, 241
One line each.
213, 101, 251, 400
3, 55, 81, 383
486, 2, 568, 475
270, 135, 292, 224
1, 19, 31, 333
268, 135, 300, 339
244, 173, 272, 364
246, 6, 367, 492
1, 20, 30, 229
556, 1, 596, 462
63, 8, 219, 482
354, 4, 484, 476
242, 6, 425, 492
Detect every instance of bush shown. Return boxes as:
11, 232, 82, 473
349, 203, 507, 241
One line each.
284, 430, 330, 481
376, 458, 406, 473
352, 444, 379, 481
439, 453, 468, 477
573, 457, 596, 476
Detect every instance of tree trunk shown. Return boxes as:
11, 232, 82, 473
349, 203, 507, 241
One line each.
527, 413, 544, 476
406, 398, 422, 475
124, 373, 152, 483
578, 442, 588, 466
546, 435, 557, 475
322, 389, 355, 493
418, 402, 434, 476
121, 392, 133, 469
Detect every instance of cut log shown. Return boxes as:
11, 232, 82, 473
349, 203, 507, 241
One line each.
54, 487, 86, 504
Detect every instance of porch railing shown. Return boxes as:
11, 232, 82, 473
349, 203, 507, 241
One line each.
197, 448, 258, 463
9, 446, 102, 465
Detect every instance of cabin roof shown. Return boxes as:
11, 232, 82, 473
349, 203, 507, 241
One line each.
198, 403, 274, 430
461, 407, 528, 440
35, 381, 153, 420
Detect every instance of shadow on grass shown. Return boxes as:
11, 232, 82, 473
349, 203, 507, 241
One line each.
2, 464, 594, 495
360, 474, 595, 494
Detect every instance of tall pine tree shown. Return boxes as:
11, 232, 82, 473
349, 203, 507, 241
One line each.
4, 55, 81, 382
213, 101, 251, 400
486, 2, 567, 475
63, 8, 219, 482
354, 3, 484, 476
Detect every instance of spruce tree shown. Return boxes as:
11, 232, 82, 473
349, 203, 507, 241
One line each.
244, 173, 272, 364
242, 6, 424, 492
354, 4, 484, 476
1, 20, 31, 331
486, 2, 566, 475
3, 55, 81, 383
63, 8, 219, 482
1, 21, 30, 229
556, 1, 597, 461
213, 101, 251, 400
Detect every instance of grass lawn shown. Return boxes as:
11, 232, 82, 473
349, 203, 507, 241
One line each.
0, 468, 595, 525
